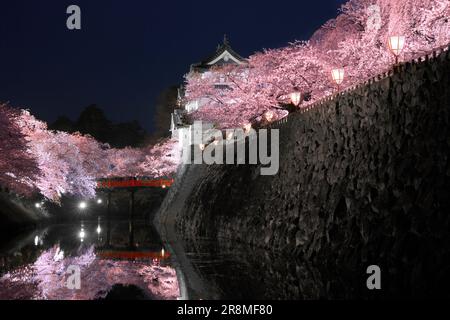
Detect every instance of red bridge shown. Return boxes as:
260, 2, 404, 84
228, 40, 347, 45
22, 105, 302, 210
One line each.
96, 177, 174, 190
95, 177, 175, 228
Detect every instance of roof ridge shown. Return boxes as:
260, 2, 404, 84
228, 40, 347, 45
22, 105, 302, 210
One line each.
191, 37, 246, 70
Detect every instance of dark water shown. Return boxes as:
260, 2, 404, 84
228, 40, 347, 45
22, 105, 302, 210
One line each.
178, 238, 323, 300
0, 220, 333, 300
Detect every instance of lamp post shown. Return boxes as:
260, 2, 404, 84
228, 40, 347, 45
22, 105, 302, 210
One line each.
78, 201, 87, 210
289, 91, 302, 107
388, 35, 405, 65
35, 200, 44, 209
331, 68, 345, 92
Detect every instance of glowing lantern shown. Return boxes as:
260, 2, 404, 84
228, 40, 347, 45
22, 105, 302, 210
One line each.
243, 123, 252, 133
331, 68, 345, 85
97, 199, 102, 204
290, 92, 302, 107
265, 111, 274, 122
388, 35, 406, 64
331, 68, 345, 91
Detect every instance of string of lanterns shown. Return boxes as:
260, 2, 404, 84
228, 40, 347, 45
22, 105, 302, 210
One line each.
288, 35, 406, 104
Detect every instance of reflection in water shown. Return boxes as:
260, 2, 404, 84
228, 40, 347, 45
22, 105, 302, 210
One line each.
79, 229, 85, 242
0, 245, 178, 300
0, 219, 333, 300
178, 238, 323, 300
0, 221, 179, 300
96, 217, 102, 237
178, 238, 373, 299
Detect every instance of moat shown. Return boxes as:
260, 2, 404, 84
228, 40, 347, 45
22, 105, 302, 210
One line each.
0, 219, 327, 300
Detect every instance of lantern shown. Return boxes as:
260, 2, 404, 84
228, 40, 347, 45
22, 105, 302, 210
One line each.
289, 91, 302, 107
388, 35, 405, 64
331, 68, 345, 92
331, 68, 345, 85
199, 144, 205, 151
265, 111, 274, 122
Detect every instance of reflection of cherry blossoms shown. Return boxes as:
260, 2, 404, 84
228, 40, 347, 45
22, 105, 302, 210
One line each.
0, 245, 179, 300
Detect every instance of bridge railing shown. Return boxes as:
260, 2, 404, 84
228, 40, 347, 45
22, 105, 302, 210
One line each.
96, 177, 174, 189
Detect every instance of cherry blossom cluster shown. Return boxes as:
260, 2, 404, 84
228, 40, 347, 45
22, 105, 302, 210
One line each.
184, 0, 450, 128
1, 104, 180, 202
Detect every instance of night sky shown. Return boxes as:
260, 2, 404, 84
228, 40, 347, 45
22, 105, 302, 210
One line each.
0, 0, 347, 133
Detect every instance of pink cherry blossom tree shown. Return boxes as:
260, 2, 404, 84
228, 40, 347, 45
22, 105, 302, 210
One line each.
3, 103, 181, 203
105, 147, 145, 178
138, 138, 181, 179
325, 0, 450, 83
103, 138, 180, 180
16, 110, 70, 201
0, 104, 39, 195
16, 111, 109, 201
184, 0, 450, 129
185, 42, 333, 128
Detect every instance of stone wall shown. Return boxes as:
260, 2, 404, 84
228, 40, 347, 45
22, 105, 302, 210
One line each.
170, 48, 450, 298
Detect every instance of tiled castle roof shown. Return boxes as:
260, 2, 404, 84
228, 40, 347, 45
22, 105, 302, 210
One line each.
190, 35, 247, 72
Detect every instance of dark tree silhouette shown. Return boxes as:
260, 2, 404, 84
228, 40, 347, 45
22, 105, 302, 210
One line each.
50, 104, 148, 148
150, 86, 178, 143
51, 116, 75, 133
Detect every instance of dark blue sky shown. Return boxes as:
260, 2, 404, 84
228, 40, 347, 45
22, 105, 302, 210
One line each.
0, 0, 347, 132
